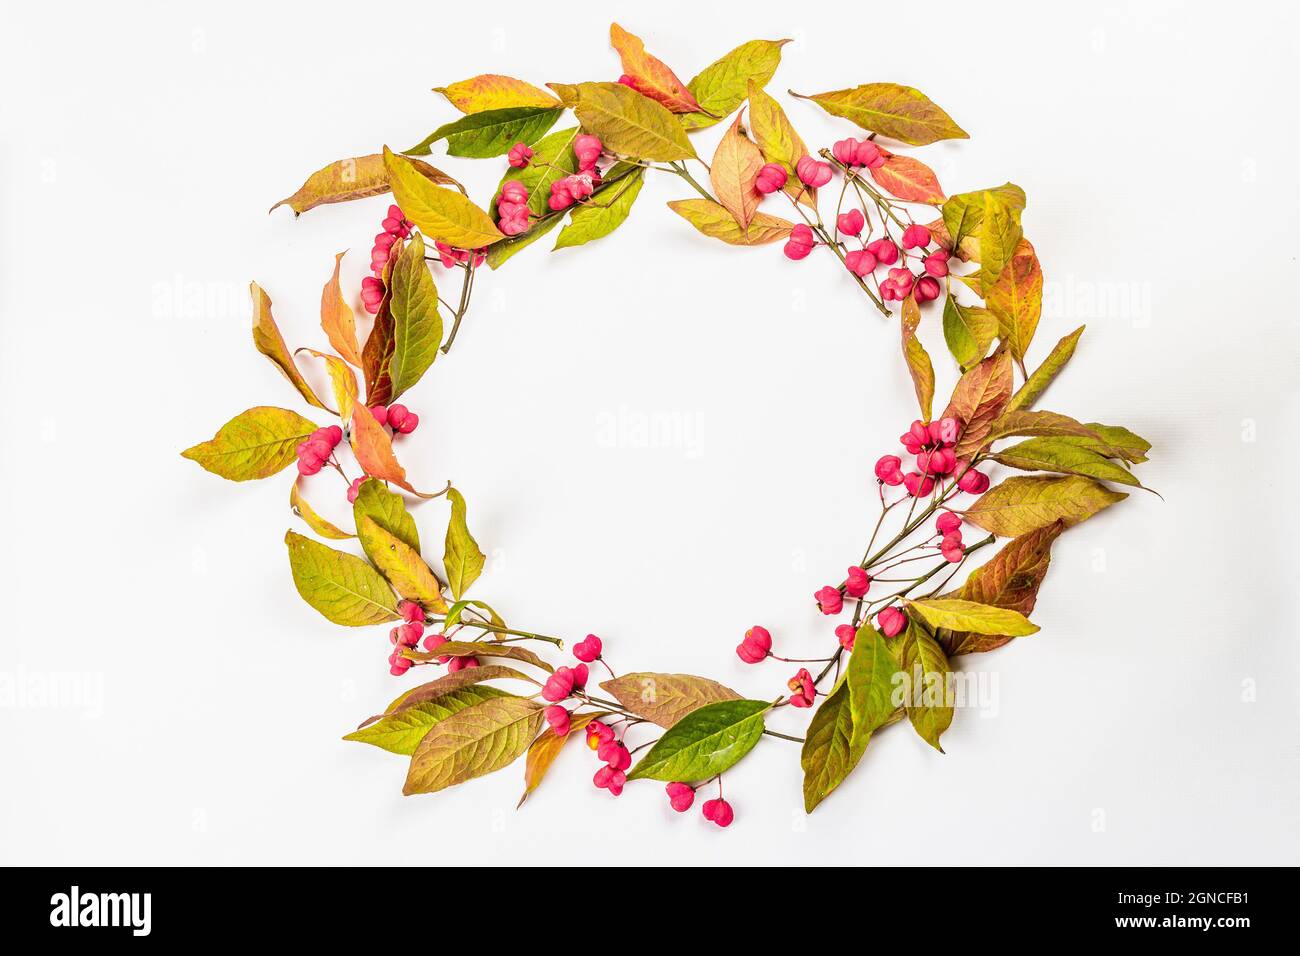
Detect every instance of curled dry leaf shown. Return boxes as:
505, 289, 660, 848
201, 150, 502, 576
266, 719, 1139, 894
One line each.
900, 294, 935, 421
269, 154, 464, 216
250, 282, 328, 410
609, 23, 701, 113
519, 711, 606, 808
434, 74, 561, 113
296, 348, 357, 422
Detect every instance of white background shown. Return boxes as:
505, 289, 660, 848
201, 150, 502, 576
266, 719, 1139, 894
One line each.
2, 0, 1298, 865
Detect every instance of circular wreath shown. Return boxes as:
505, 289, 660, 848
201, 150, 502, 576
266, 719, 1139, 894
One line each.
182, 25, 1151, 825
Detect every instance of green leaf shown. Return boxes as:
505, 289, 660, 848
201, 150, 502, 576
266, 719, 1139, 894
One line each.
793, 83, 968, 146
599, 673, 742, 728
407, 106, 564, 158
993, 437, 1143, 487
546, 82, 695, 160
681, 38, 790, 130
846, 628, 902, 735
344, 686, 511, 755
901, 294, 934, 420
942, 296, 998, 370
1055, 423, 1151, 464
898, 620, 954, 752
284, 530, 400, 626
182, 406, 317, 481
352, 478, 419, 554
626, 699, 770, 782
356, 515, 446, 610
495, 126, 579, 217
443, 487, 485, 600
963, 475, 1128, 537
403, 696, 544, 795
486, 214, 563, 269
1006, 325, 1085, 412
554, 167, 644, 249
906, 598, 1039, 637
800, 681, 868, 812
383, 147, 504, 248
387, 233, 442, 402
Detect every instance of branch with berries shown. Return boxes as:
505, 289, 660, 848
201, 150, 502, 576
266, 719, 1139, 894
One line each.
185, 24, 1153, 825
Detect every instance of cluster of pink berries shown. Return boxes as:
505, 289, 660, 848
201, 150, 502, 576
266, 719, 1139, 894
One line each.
296, 425, 343, 477
875, 417, 989, 498
495, 180, 531, 237
433, 242, 486, 270
583, 720, 632, 796
422, 631, 479, 672
361, 206, 413, 314
386, 601, 426, 676
787, 667, 816, 708
831, 137, 886, 170
548, 134, 604, 212
370, 403, 419, 435
935, 510, 966, 563
663, 782, 734, 827
539, 636, 603, 735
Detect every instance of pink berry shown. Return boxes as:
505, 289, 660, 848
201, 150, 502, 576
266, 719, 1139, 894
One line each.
901, 224, 932, 249
360, 276, 384, 314
541, 669, 575, 703
346, 477, 365, 504
507, 142, 534, 168
500, 181, 529, 205
887, 268, 915, 297
795, 155, 833, 188
586, 722, 614, 750
831, 138, 860, 166
844, 248, 877, 277
395, 412, 419, 435
941, 532, 965, 563
398, 600, 424, 624
573, 634, 602, 663
936, 512, 962, 535
853, 140, 885, 169
866, 238, 898, 265
447, 656, 478, 672
837, 208, 865, 237
593, 765, 626, 796
665, 782, 695, 813
296, 454, 323, 477
385, 404, 409, 430
844, 566, 871, 599
754, 163, 788, 194
835, 623, 857, 650
422, 632, 450, 662
902, 472, 935, 497
389, 657, 412, 677
787, 667, 816, 708
957, 468, 989, 494
877, 606, 907, 638
573, 134, 603, 170
875, 454, 904, 485
543, 705, 571, 737
598, 738, 631, 771
915, 276, 942, 302
924, 251, 950, 277
369, 405, 389, 427
701, 797, 734, 827
736, 625, 772, 664
814, 586, 843, 616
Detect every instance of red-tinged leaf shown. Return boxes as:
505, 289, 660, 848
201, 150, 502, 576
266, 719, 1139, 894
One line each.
320, 251, 363, 367
709, 110, 764, 228
985, 238, 1043, 365
942, 349, 1014, 457
871, 153, 945, 204
900, 294, 935, 421
349, 403, 442, 498
250, 282, 328, 410
434, 74, 561, 113
792, 84, 968, 145
361, 239, 399, 405
609, 23, 701, 113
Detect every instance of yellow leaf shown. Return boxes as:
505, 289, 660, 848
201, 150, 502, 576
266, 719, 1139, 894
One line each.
250, 283, 328, 410
290, 477, 354, 540
986, 238, 1043, 364
519, 711, 606, 808
900, 295, 935, 421
906, 598, 1040, 637
747, 80, 814, 207
962, 475, 1128, 537
546, 82, 695, 161
434, 74, 561, 113
403, 696, 544, 795
609, 23, 701, 113
356, 515, 448, 613
297, 348, 357, 422
269, 154, 464, 216
320, 251, 362, 367
382, 147, 504, 249
284, 530, 400, 626
667, 198, 794, 245
793, 83, 968, 146
709, 110, 764, 228
443, 487, 485, 600
182, 406, 318, 481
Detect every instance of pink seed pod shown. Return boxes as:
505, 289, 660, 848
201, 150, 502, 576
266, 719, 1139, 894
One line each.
902, 471, 935, 497
368, 405, 389, 427
320, 425, 343, 447
787, 667, 816, 708
844, 248, 877, 277
795, 155, 833, 188
573, 634, 602, 663
665, 782, 695, 813
395, 412, 419, 435
598, 739, 631, 771
877, 606, 907, 638
783, 238, 812, 261
923, 251, 950, 277
389, 656, 412, 677
930, 447, 956, 474
929, 417, 960, 446
543, 705, 571, 737
421, 632, 451, 662
754, 162, 788, 194
915, 276, 942, 302
498, 212, 529, 237
360, 276, 384, 314
346, 477, 365, 504
844, 566, 871, 599
957, 468, 990, 494
398, 600, 425, 625
901, 224, 932, 249
867, 238, 899, 265
541, 668, 576, 703
586, 721, 614, 750
832, 137, 861, 166
593, 765, 626, 796
837, 207, 865, 237
887, 268, 915, 296
507, 142, 534, 168
814, 586, 843, 616
500, 180, 529, 205
835, 623, 857, 650
853, 140, 885, 169
447, 655, 479, 673
875, 454, 904, 485
941, 534, 965, 563
736, 625, 772, 664
936, 511, 962, 535
573, 134, 603, 170
296, 454, 324, 477
701, 797, 734, 827
385, 404, 410, 430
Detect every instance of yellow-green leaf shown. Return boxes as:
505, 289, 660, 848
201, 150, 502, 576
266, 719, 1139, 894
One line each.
667, 198, 794, 245
351, 477, 418, 554
901, 294, 934, 420
284, 530, 400, 626
1007, 325, 1085, 412
554, 166, 645, 250
407, 106, 564, 159
250, 282, 328, 410
962, 475, 1128, 537
982, 409, 1102, 445
494, 126, 579, 218
296, 348, 358, 422
906, 598, 1039, 637
383, 147, 504, 248
345, 686, 510, 755
182, 406, 317, 481
434, 74, 561, 113
356, 515, 447, 611
942, 296, 997, 370
793, 83, 967, 146
290, 477, 353, 540
801, 681, 868, 813
403, 696, 544, 795
992, 438, 1143, 487
845, 628, 901, 737
681, 38, 790, 130
388, 233, 442, 401
546, 82, 695, 161
444, 487, 485, 600
1055, 423, 1151, 464
985, 238, 1043, 364
747, 80, 814, 207
898, 620, 954, 751
269, 153, 464, 216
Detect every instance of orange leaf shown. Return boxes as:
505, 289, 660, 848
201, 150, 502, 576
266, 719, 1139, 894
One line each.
985, 239, 1043, 364
900, 294, 934, 421
349, 404, 441, 498
250, 282, 328, 410
870, 154, 945, 204
709, 110, 764, 228
609, 23, 701, 113
320, 251, 362, 367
